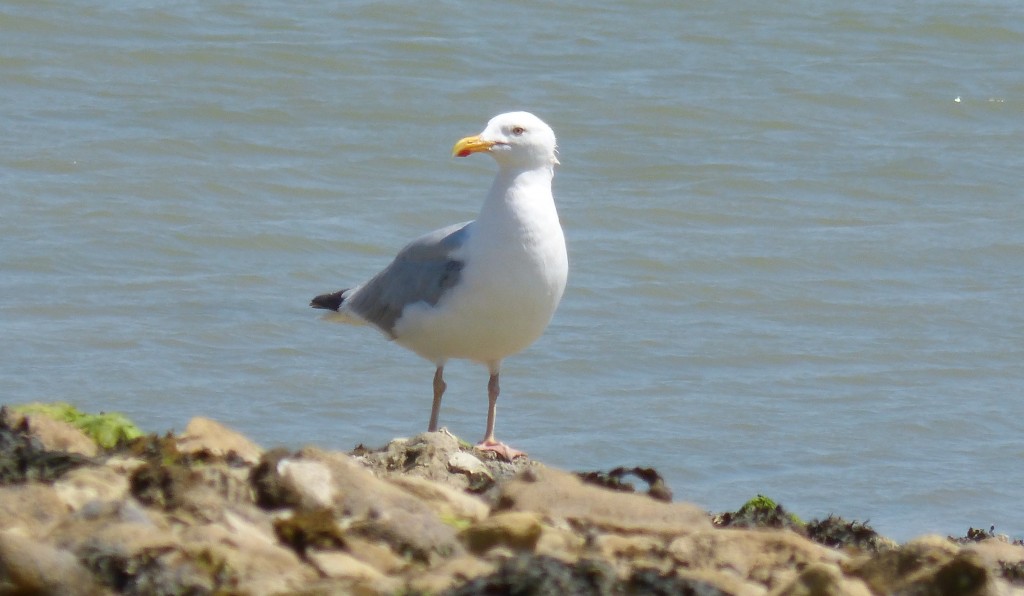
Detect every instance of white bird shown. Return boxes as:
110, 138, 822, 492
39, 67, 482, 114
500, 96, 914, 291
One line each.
311, 111, 568, 460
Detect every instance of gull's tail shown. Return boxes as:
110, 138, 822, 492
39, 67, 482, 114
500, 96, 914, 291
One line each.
310, 289, 347, 311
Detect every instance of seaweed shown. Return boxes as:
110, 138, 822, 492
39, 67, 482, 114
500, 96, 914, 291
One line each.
576, 466, 673, 502
14, 402, 143, 449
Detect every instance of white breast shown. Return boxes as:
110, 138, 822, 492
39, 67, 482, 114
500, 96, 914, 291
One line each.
392, 167, 568, 366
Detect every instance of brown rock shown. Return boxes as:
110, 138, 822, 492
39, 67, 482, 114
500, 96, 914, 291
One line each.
277, 457, 336, 509
844, 534, 1013, 594
53, 466, 129, 511
47, 503, 210, 594
358, 432, 473, 489
15, 415, 1021, 596
669, 528, 846, 592
179, 521, 317, 594
845, 534, 958, 593
307, 549, 390, 583
497, 467, 711, 535
963, 537, 1024, 571
534, 523, 586, 562
53, 509, 178, 555
596, 534, 665, 561
298, 447, 464, 562
593, 534, 672, 580
923, 550, 993, 595
46, 496, 314, 594
101, 454, 146, 476
0, 531, 103, 596
674, 568, 767, 596
461, 511, 544, 554
447, 450, 495, 490
770, 562, 872, 596
175, 416, 263, 464
130, 460, 254, 523
406, 554, 497, 595
343, 536, 410, 575
355, 431, 537, 498
0, 483, 67, 536
5, 410, 99, 457
387, 475, 490, 523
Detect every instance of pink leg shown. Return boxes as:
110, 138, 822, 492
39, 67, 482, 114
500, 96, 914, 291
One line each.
475, 370, 526, 460
428, 366, 445, 432
483, 372, 498, 442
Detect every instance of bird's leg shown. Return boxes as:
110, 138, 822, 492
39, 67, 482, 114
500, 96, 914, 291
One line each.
428, 366, 446, 432
483, 372, 499, 443
476, 370, 526, 460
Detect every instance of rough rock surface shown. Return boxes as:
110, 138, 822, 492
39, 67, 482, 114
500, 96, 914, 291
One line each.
0, 410, 1022, 595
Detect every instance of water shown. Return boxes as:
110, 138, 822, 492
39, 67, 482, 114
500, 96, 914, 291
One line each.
3, 0, 1023, 543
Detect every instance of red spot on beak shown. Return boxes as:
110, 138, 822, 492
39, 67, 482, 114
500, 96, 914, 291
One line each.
457, 149, 472, 157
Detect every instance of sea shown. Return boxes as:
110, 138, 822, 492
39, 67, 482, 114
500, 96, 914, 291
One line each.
3, 0, 1022, 543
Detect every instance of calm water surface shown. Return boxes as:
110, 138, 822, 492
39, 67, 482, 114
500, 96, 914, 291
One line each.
4, 1, 1023, 542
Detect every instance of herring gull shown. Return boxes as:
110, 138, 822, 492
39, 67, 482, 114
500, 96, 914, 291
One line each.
311, 111, 568, 460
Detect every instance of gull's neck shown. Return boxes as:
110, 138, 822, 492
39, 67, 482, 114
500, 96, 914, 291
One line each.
479, 164, 555, 219
472, 164, 559, 255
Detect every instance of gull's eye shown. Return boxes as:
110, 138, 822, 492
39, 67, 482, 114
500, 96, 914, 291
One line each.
511, 126, 526, 136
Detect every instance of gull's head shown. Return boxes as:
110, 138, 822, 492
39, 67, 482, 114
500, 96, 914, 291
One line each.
452, 111, 558, 168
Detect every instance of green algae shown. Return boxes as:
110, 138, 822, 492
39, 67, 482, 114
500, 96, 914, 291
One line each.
714, 494, 805, 531
14, 402, 144, 449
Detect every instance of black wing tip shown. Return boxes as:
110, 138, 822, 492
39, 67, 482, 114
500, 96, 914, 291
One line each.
310, 290, 347, 311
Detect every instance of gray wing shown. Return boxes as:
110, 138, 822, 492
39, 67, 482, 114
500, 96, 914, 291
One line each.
346, 221, 471, 337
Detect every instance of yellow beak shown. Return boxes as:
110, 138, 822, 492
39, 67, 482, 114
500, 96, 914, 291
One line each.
452, 135, 496, 158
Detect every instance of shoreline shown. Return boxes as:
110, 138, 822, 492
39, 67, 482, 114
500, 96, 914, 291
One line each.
1, 404, 1021, 594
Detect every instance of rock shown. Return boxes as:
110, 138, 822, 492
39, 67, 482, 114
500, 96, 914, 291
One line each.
130, 460, 254, 522
533, 521, 586, 561
923, 550, 992, 595
0, 483, 67, 536
342, 536, 409, 575
3, 409, 1022, 596
53, 465, 130, 511
594, 533, 665, 562
0, 412, 92, 483
672, 568, 766, 596
251, 448, 301, 509
219, 507, 280, 548
461, 511, 544, 554
357, 432, 470, 488
0, 531, 102, 595
102, 454, 146, 476
48, 504, 195, 594
4, 409, 99, 457
444, 554, 619, 595
963, 537, 1024, 571
409, 554, 496, 594
355, 431, 537, 499
497, 467, 711, 535
307, 549, 389, 583
770, 562, 872, 596
843, 534, 1014, 594
178, 519, 317, 594
387, 475, 490, 523
298, 447, 465, 563
44, 495, 315, 594
175, 416, 263, 464
447, 450, 494, 491
277, 457, 336, 509
273, 507, 346, 556
669, 528, 847, 592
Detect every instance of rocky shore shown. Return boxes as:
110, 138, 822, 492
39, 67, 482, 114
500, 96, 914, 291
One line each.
1, 404, 1021, 595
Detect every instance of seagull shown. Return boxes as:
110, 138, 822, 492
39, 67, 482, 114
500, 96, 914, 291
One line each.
311, 111, 568, 460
